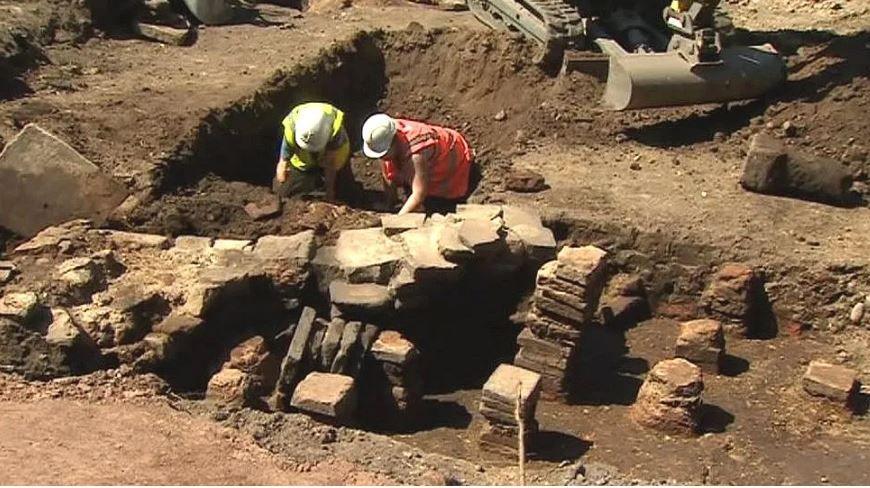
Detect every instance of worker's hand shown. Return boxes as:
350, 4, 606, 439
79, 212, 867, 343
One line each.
276, 160, 288, 183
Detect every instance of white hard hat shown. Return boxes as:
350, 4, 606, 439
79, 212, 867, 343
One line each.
362, 113, 397, 158
294, 106, 333, 152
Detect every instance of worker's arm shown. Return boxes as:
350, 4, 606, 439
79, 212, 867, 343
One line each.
276, 138, 292, 183
398, 151, 430, 215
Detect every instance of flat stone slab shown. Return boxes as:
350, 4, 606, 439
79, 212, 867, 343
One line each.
291, 372, 357, 422
330, 321, 361, 375
253, 231, 316, 263
381, 213, 426, 236
319, 318, 346, 371
275, 306, 317, 408
370, 330, 416, 365
502, 206, 543, 229
455, 204, 502, 222
511, 224, 556, 262
0, 124, 129, 237
458, 219, 503, 258
134, 21, 193, 45
213, 239, 253, 251
399, 226, 460, 282
98, 230, 170, 250
555, 246, 608, 286
436, 223, 473, 262
802, 360, 859, 404
481, 363, 542, 423
329, 280, 392, 313
174, 235, 214, 250
335, 228, 405, 284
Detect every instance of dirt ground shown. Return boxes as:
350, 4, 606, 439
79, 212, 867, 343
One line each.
1, 0, 869, 485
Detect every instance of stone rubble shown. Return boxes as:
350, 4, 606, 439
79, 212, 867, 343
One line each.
674, 319, 726, 374
515, 246, 608, 398
597, 273, 650, 328
630, 358, 704, 435
478, 364, 542, 456
314, 205, 555, 320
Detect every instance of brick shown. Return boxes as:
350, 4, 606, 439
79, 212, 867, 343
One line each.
802, 361, 859, 404
291, 372, 357, 422
675, 319, 725, 373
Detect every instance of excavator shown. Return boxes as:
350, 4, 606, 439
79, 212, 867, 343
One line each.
467, 0, 786, 110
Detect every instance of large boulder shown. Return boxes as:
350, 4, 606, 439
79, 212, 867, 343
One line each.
0, 124, 128, 237
741, 133, 855, 206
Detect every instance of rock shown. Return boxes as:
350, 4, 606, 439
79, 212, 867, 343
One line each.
243, 196, 282, 220
630, 358, 704, 435
319, 318, 346, 371
741, 133, 854, 206
700, 263, 764, 337
506, 170, 546, 193
329, 280, 392, 317
174, 235, 214, 250
674, 319, 725, 373
206, 368, 251, 405
0, 261, 16, 284
152, 313, 203, 337
13, 220, 92, 253
100, 230, 170, 250
481, 364, 542, 424
0, 292, 42, 326
399, 226, 461, 283
330, 321, 362, 375
458, 219, 504, 258
55, 257, 103, 304
44, 308, 100, 372
502, 206, 543, 229
0, 317, 71, 379
274, 306, 317, 409
312, 246, 341, 294
381, 213, 426, 236
436, 223, 474, 262
494, 109, 507, 121
0, 124, 129, 237
599, 296, 649, 329
334, 228, 405, 284
802, 360, 859, 404
212, 239, 253, 251
510, 224, 556, 262
455, 204, 502, 222
290, 372, 357, 422
307, 318, 329, 368
227, 336, 270, 373
849, 302, 864, 324
133, 21, 194, 45
554, 246, 608, 287
253, 231, 316, 263
370, 330, 417, 364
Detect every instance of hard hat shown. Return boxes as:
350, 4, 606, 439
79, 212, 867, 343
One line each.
294, 106, 334, 153
362, 113, 397, 158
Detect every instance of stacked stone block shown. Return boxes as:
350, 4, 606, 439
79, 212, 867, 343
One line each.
515, 246, 608, 398
478, 364, 542, 456
362, 330, 424, 424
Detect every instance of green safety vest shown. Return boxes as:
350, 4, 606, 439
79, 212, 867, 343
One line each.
282, 102, 345, 171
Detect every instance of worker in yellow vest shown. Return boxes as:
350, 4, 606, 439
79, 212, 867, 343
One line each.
274, 102, 355, 202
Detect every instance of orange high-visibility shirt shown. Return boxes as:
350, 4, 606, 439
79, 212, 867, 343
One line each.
382, 119, 473, 199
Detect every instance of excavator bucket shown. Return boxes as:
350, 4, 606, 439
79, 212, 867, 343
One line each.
601, 44, 786, 110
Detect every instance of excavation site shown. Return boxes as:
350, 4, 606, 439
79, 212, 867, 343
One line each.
0, 0, 868, 485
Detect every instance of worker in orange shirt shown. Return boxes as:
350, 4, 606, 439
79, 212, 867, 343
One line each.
361, 113, 474, 215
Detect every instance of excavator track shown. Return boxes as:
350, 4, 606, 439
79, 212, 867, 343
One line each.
467, 0, 584, 63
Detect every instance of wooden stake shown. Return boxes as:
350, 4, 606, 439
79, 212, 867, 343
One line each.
515, 382, 525, 486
